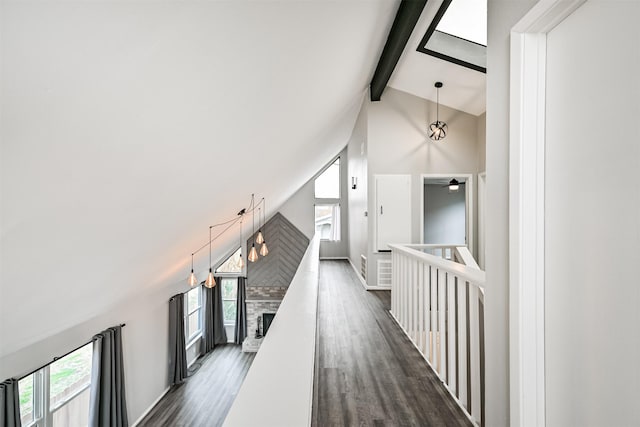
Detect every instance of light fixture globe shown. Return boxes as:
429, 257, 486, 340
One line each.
188, 270, 198, 287
248, 244, 259, 263
204, 269, 216, 288
259, 241, 269, 257
429, 120, 448, 141
429, 81, 448, 142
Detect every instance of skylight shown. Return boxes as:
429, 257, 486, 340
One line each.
436, 0, 487, 46
416, 0, 487, 73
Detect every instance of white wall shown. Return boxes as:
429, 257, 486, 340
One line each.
346, 100, 369, 271
365, 87, 482, 287
544, 2, 640, 425
485, 0, 539, 424
423, 183, 466, 245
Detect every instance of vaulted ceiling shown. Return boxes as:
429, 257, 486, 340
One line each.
0, 0, 399, 355
1, 0, 488, 356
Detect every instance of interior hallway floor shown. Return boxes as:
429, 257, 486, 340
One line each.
137, 344, 254, 427
312, 260, 472, 427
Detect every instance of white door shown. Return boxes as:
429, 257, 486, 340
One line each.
375, 175, 411, 251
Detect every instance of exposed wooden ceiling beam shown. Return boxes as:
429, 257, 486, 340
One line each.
369, 0, 428, 102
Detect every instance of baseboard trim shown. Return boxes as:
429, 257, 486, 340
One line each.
319, 256, 349, 260
347, 258, 370, 290
131, 386, 170, 427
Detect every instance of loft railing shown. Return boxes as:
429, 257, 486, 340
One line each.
224, 235, 320, 427
389, 244, 485, 426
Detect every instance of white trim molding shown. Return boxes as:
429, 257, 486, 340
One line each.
509, 1, 585, 427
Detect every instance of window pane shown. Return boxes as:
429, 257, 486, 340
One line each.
315, 204, 340, 240
187, 311, 200, 339
436, 0, 487, 45
18, 374, 35, 425
221, 279, 237, 299
223, 300, 236, 323
314, 158, 340, 198
49, 343, 92, 410
187, 287, 200, 313
52, 387, 90, 427
215, 248, 243, 273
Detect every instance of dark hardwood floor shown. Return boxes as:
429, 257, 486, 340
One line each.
137, 344, 254, 427
312, 260, 472, 427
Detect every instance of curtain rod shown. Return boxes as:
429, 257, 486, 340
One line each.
16, 323, 126, 381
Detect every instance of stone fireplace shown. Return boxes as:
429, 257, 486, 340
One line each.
246, 286, 287, 337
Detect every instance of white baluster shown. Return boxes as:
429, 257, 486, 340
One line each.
447, 273, 457, 393
418, 261, 424, 352
438, 268, 447, 378
430, 266, 438, 364
458, 279, 468, 411
468, 283, 481, 424
424, 264, 430, 357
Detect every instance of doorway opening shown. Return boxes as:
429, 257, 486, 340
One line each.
420, 174, 474, 256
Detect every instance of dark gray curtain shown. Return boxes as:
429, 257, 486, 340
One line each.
234, 277, 247, 344
88, 325, 128, 427
0, 379, 21, 427
168, 293, 188, 385
203, 278, 227, 352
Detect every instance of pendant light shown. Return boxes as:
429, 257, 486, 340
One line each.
259, 199, 269, 257
248, 195, 259, 263
238, 219, 245, 269
204, 226, 216, 288
429, 82, 448, 141
255, 206, 264, 245
188, 253, 198, 287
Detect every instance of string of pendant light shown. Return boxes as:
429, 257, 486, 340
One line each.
188, 194, 268, 288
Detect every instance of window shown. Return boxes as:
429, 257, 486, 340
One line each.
417, 0, 487, 72
315, 204, 340, 241
314, 158, 340, 199
184, 286, 202, 343
436, 0, 486, 45
215, 248, 243, 274
221, 278, 237, 325
314, 157, 341, 240
18, 343, 93, 427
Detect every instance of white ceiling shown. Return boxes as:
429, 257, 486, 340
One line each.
388, 0, 486, 116
0, 0, 398, 355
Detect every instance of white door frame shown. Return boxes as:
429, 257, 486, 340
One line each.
420, 173, 474, 255
477, 172, 486, 269
509, 1, 585, 426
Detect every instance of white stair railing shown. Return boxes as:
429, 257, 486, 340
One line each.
389, 244, 485, 426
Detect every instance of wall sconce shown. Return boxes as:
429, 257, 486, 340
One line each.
351, 177, 357, 190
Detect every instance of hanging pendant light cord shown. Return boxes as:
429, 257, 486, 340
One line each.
436, 86, 440, 123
